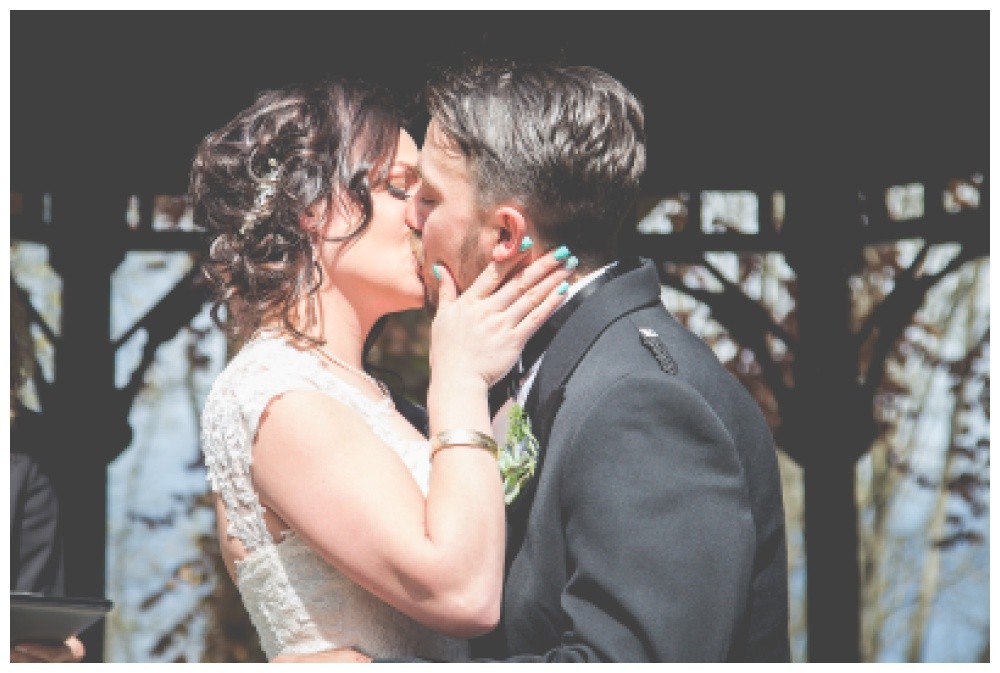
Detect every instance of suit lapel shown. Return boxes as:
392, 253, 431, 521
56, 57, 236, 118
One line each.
503, 259, 663, 565
532, 259, 661, 400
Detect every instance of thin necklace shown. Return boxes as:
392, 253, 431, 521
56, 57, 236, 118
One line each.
313, 347, 391, 401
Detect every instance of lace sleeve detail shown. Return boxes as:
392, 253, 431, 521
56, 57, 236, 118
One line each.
202, 335, 434, 554
201, 339, 322, 553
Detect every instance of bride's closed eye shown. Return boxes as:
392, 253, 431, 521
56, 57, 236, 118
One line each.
387, 184, 412, 201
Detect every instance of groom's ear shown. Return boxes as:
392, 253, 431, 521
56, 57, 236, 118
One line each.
489, 205, 530, 262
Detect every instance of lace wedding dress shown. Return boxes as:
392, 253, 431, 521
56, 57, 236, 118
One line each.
200, 333, 469, 661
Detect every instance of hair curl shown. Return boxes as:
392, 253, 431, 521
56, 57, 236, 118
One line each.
189, 80, 403, 344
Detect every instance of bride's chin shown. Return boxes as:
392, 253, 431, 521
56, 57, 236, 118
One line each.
386, 264, 426, 311
398, 290, 424, 311
391, 282, 427, 312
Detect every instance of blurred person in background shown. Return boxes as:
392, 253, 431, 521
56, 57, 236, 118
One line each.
10, 280, 86, 663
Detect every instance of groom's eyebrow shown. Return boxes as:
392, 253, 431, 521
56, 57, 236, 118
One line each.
414, 163, 439, 193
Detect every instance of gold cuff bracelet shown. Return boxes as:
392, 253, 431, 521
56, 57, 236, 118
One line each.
429, 429, 500, 460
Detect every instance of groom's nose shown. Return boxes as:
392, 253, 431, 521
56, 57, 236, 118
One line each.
404, 195, 423, 234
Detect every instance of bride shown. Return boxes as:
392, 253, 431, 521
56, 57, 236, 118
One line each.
190, 81, 570, 661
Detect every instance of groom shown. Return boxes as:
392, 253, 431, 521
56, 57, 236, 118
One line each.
293, 62, 790, 662
408, 62, 790, 662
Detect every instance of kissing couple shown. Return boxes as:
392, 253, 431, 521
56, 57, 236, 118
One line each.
194, 62, 789, 663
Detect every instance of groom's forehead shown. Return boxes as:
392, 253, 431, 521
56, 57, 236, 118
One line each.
418, 133, 472, 191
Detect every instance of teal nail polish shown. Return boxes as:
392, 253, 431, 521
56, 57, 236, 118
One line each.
519, 235, 534, 252
553, 245, 571, 261
556, 280, 569, 295
431, 264, 442, 280
565, 255, 579, 270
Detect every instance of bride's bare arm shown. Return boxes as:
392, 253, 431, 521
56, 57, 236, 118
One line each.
250, 250, 571, 638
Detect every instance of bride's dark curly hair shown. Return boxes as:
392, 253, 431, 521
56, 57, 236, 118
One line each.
189, 81, 403, 344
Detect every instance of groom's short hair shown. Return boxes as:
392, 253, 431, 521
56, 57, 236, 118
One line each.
426, 62, 646, 270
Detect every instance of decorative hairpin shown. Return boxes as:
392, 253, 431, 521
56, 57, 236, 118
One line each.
240, 155, 283, 235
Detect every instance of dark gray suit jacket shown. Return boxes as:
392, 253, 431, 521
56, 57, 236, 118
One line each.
10, 412, 66, 597
471, 258, 790, 662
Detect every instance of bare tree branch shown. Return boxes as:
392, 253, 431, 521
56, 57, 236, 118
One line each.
113, 263, 207, 350
862, 248, 983, 401
701, 257, 799, 350
113, 266, 211, 438
658, 263, 793, 415
855, 241, 931, 347
18, 285, 61, 346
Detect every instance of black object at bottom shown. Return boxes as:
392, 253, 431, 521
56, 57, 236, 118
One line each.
10, 592, 113, 644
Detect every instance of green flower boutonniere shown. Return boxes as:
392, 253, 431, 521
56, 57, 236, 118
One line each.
499, 403, 539, 505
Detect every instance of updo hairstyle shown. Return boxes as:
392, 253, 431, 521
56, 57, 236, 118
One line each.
189, 81, 403, 344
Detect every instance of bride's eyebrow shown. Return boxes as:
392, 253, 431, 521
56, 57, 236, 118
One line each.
388, 162, 419, 177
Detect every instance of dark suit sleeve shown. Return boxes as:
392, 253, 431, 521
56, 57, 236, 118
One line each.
10, 454, 66, 596
509, 373, 757, 662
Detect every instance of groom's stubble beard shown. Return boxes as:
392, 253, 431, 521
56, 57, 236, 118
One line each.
416, 224, 490, 317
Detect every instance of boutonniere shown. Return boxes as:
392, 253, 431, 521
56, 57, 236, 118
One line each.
498, 403, 539, 505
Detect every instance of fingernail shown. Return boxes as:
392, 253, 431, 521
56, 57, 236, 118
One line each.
564, 255, 579, 270
431, 264, 442, 280
519, 235, 534, 252
553, 245, 571, 261
556, 280, 569, 295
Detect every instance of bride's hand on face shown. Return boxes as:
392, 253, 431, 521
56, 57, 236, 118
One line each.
429, 248, 573, 389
